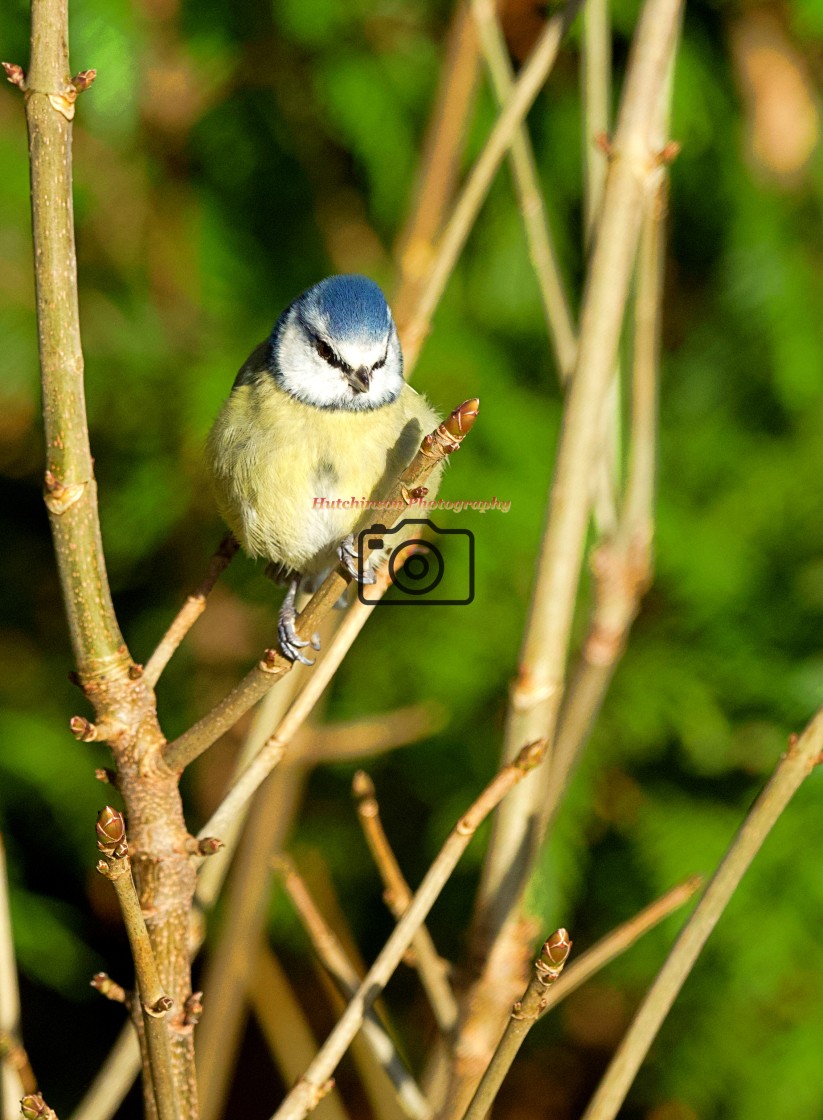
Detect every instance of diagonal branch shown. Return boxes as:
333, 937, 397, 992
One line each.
276, 856, 432, 1120
581, 714, 823, 1120
401, 0, 584, 372
143, 534, 239, 688
461, 930, 572, 1120
164, 398, 480, 772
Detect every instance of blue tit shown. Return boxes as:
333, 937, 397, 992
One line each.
206, 274, 443, 664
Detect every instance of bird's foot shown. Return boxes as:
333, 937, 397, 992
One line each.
338, 533, 376, 584
278, 579, 321, 666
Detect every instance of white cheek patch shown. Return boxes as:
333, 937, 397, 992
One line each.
275, 312, 404, 411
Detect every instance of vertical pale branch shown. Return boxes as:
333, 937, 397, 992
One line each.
581, 0, 611, 240
470, 0, 577, 377
581, 716, 823, 1120
352, 773, 459, 1037
474, 0, 682, 955
23, 0, 126, 680
537, 43, 675, 852
444, 5, 682, 1114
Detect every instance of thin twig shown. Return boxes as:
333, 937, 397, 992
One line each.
582, 0, 611, 241
276, 857, 432, 1120
95, 810, 177, 1120
581, 715, 823, 1120
401, 0, 584, 372
143, 534, 239, 688
470, 0, 576, 377
270, 741, 546, 1120
352, 773, 458, 1036
164, 398, 480, 772
461, 930, 572, 1120
251, 948, 352, 1120
538, 877, 702, 1019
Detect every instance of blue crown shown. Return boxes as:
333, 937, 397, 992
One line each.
296, 274, 391, 344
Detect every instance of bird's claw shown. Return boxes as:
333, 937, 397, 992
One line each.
338, 534, 376, 584
278, 580, 320, 665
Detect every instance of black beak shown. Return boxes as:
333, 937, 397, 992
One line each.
347, 366, 371, 394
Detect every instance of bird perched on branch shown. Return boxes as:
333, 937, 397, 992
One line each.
206, 274, 442, 664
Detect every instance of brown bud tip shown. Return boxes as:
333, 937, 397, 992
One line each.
261, 648, 278, 668
544, 928, 572, 966
198, 837, 224, 856
95, 768, 117, 785
2, 62, 25, 89
21, 1094, 52, 1119
70, 715, 96, 742
515, 739, 547, 772
443, 398, 480, 440
96, 806, 126, 854
409, 486, 429, 500
658, 140, 681, 164
128, 663, 143, 680
147, 995, 174, 1017
352, 770, 375, 799
594, 130, 612, 155
72, 68, 97, 91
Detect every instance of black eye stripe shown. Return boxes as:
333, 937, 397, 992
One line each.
314, 336, 350, 372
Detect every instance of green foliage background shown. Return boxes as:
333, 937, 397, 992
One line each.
2, 0, 823, 1116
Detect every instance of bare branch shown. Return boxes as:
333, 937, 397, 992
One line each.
270, 741, 546, 1120
461, 930, 572, 1120
164, 398, 480, 772
143, 534, 239, 688
352, 772, 458, 1036
581, 714, 823, 1120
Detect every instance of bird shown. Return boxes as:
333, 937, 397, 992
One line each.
206, 274, 443, 664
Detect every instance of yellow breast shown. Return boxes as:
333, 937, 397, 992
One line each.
206, 372, 442, 577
